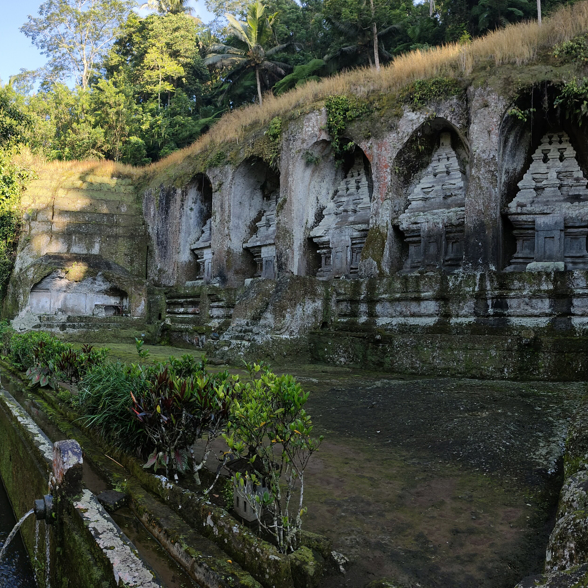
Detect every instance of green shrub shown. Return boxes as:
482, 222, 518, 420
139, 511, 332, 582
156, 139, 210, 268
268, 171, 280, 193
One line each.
224, 363, 322, 553
554, 34, 588, 64
130, 363, 236, 480
325, 95, 371, 159
555, 77, 588, 126
9, 331, 71, 370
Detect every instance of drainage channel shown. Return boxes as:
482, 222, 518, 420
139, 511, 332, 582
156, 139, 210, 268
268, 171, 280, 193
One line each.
0, 372, 199, 588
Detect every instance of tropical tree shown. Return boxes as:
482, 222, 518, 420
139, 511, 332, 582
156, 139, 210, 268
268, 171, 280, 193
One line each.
204, 0, 291, 105
140, 0, 195, 14
322, 0, 408, 69
21, 0, 136, 90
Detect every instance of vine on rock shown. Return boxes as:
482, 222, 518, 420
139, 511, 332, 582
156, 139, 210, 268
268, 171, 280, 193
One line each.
325, 95, 371, 159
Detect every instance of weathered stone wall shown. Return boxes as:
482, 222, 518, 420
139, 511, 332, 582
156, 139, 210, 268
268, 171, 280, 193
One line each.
5, 165, 149, 339
11, 78, 588, 377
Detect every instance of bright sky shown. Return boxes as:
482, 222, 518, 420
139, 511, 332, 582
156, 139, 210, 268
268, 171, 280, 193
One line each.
0, 0, 215, 87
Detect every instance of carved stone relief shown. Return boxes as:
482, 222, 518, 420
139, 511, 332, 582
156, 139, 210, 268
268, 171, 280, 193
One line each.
310, 153, 372, 279
506, 131, 588, 271
190, 218, 212, 282
243, 190, 278, 279
398, 132, 466, 272
29, 272, 128, 316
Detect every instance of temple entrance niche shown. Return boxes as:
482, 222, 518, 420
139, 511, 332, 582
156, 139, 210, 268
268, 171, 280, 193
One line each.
309, 147, 373, 279
230, 157, 280, 282
29, 271, 128, 316
505, 132, 588, 270
397, 122, 468, 272
500, 85, 588, 271
188, 174, 213, 283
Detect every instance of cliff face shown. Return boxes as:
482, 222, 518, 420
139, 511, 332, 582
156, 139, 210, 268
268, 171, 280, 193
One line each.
5, 164, 149, 340
9, 48, 588, 373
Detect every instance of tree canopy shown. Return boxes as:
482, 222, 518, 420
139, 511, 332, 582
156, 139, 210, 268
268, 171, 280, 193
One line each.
7, 0, 566, 163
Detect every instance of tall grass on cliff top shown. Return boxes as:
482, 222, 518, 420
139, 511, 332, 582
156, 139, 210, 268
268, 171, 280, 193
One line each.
149, 1, 588, 172
26, 0, 588, 179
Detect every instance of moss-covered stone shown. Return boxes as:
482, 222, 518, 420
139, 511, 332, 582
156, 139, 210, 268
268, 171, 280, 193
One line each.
288, 546, 324, 588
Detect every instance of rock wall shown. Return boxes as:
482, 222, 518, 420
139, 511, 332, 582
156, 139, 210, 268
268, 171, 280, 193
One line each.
11, 79, 588, 376
5, 165, 149, 340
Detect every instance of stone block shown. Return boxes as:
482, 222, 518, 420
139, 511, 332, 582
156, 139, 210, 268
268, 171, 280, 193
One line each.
96, 489, 128, 512
288, 546, 324, 588
52, 439, 83, 497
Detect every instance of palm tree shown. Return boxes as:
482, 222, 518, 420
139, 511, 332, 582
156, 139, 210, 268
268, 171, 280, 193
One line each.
204, 0, 291, 105
141, 0, 195, 15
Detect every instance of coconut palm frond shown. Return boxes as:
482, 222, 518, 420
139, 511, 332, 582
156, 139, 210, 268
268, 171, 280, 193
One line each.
265, 43, 292, 56
204, 54, 248, 68
225, 13, 251, 46
208, 43, 244, 55
260, 61, 287, 77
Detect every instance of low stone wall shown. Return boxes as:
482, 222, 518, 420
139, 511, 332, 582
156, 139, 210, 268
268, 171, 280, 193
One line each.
515, 400, 588, 587
158, 272, 588, 380
0, 386, 161, 587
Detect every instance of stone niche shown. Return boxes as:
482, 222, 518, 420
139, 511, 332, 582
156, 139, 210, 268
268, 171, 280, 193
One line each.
505, 131, 588, 271
29, 271, 129, 317
236, 159, 280, 281
309, 150, 372, 279
189, 174, 213, 283
242, 188, 278, 279
398, 132, 466, 272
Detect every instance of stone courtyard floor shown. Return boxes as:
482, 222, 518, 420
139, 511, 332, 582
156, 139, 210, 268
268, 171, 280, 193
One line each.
94, 343, 584, 588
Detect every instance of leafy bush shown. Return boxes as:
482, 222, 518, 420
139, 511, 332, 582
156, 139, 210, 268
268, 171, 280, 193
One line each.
9, 332, 108, 388
130, 363, 236, 480
555, 78, 588, 126
325, 95, 371, 159
553, 34, 588, 64
10, 331, 71, 371
224, 363, 322, 554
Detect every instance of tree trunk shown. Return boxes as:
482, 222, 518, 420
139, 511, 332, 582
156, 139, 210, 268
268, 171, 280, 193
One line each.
256, 67, 263, 105
537, 0, 542, 25
430, 0, 434, 16
369, 0, 380, 71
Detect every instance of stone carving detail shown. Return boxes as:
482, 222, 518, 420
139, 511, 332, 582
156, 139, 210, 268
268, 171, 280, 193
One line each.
190, 218, 212, 282
243, 191, 278, 279
399, 132, 466, 272
310, 154, 372, 279
29, 272, 128, 316
506, 131, 588, 271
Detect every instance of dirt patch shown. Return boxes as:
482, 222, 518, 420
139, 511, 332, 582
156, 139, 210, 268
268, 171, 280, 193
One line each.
286, 370, 583, 588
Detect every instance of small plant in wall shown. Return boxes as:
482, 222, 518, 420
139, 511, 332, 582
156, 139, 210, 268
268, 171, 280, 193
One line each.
223, 363, 322, 554
135, 337, 149, 359
303, 150, 320, 165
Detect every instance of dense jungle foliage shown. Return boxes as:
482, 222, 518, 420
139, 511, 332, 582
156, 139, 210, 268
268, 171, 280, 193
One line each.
0, 0, 578, 165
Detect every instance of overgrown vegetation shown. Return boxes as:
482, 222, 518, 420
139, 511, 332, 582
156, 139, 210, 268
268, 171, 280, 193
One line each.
0, 327, 322, 553
325, 95, 371, 158
0, 92, 34, 299
555, 77, 588, 125
5, 330, 109, 389
146, 0, 588, 179
398, 76, 463, 108
5, 0, 582, 165
553, 32, 588, 63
